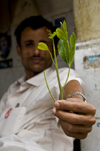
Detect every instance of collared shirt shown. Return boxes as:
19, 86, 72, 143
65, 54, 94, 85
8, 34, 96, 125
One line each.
0, 67, 84, 151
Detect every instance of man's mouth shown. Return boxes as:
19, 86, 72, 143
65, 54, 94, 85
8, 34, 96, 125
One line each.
30, 57, 44, 63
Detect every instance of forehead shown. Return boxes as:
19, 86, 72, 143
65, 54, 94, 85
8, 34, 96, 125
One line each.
20, 26, 51, 42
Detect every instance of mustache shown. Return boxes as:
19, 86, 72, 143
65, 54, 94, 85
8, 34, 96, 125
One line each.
29, 55, 44, 60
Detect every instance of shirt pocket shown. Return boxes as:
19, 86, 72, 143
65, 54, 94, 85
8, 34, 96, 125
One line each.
0, 107, 26, 137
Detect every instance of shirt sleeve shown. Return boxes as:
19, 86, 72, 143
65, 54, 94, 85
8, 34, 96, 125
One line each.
59, 67, 85, 89
67, 68, 85, 88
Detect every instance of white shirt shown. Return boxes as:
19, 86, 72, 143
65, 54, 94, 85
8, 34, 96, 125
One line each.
0, 67, 84, 151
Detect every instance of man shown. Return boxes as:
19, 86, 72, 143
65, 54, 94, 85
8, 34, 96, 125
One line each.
0, 15, 96, 151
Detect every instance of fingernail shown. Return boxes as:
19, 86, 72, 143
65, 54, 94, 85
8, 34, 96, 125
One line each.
52, 108, 56, 115
55, 102, 60, 108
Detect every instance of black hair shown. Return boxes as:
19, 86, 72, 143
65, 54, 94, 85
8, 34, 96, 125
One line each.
14, 15, 59, 47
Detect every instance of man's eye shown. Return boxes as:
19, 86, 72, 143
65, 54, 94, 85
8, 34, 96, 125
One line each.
25, 43, 33, 47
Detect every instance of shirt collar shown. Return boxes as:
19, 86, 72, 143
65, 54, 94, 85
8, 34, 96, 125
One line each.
16, 76, 26, 85
26, 67, 54, 86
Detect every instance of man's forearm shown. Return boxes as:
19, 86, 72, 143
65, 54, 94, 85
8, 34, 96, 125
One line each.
63, 80, 84, 100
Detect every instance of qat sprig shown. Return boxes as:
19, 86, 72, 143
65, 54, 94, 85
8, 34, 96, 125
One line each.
38, 20, 76, 101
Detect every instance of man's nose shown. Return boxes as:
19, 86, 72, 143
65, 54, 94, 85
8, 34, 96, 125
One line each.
34, 46, 40, 55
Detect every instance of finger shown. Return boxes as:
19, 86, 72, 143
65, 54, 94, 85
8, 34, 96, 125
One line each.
59, 120, 93, 134
52, 108, 96, 125
54, 99, 96, 115
63, 130, 88, 139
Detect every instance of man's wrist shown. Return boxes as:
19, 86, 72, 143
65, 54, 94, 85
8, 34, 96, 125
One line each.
65, 92, 87, 102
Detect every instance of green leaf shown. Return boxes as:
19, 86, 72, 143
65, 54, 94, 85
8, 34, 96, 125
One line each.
70, 33, 76, 49
38, 42, 49, 51
60, 21, 68, 39
58, 39, 70, 65
56, 28, 66, 40
65, 31, 68, 40
69, 47, 75, 66
49, 32, 57, 39
61, 20, 67, 32
68, 33, 76, 66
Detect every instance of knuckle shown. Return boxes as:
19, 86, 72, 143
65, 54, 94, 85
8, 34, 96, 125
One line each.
75, 103, 81, 110
93, 117, 96, 124
67, 125, 74, 132
65, 130, 71, 137
89, 116, 96, 125
81, 134, 88, 139
93, 107, 96, 115
89, 127, 92, 132
86, 127, 92, 133
73, 102, 81, 111
90, 105, 96, 115
71, 116, 79, 124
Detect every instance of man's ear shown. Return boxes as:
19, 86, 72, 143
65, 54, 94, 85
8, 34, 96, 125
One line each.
16, 45, 21, 57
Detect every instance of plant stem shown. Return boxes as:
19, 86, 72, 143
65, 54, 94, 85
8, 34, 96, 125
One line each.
52, 39, 63, 99
62, 66, 70, 89
43, 71, 56, 102
49, 51, 56, 67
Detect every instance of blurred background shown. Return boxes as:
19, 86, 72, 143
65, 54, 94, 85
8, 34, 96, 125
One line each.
0, 0, 100, 151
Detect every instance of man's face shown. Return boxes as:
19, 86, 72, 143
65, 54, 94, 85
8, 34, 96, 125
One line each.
17, 26, 54, 79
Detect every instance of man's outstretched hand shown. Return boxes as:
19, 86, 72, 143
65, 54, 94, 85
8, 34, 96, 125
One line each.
52, 98, 96, 139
